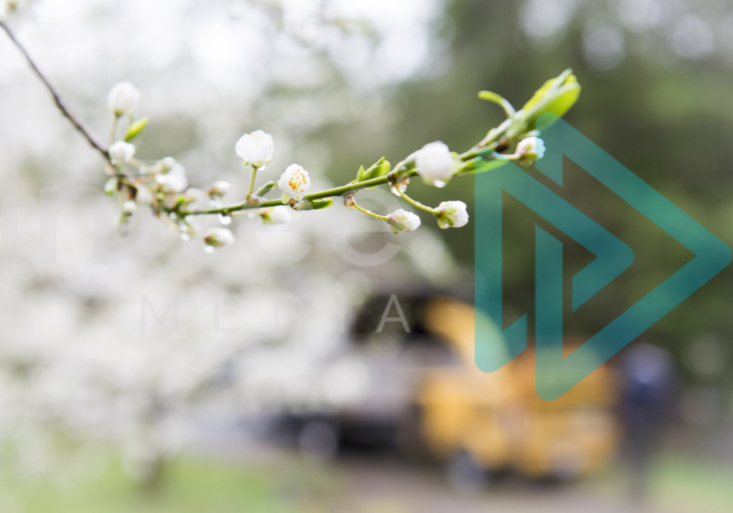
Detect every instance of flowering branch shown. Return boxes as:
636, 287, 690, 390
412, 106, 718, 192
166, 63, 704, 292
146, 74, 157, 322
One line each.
1, 13, 581, 251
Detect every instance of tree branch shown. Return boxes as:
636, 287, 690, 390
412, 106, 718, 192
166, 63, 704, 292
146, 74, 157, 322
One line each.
176, 145, 501, 217
0, 19, 110, 161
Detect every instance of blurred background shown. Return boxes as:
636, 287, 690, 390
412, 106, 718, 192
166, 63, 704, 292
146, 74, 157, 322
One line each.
1, 0, 732, 511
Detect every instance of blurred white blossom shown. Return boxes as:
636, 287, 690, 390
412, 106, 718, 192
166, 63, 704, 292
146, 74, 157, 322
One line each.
109, 141, 135, 165
259, 206, 292, 225
107, 81, 140, 116
203, 227, 235, 248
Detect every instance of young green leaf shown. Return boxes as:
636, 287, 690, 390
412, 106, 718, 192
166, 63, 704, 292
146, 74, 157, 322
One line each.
124, 117, 149, 142
362, 157, 391, 181
255, 181, 276, 197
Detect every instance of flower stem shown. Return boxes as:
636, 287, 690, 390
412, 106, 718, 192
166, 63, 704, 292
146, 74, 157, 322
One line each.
352, 201, 389, 221
246, 165, 259, 199
110, 115, 120, 144
397, 190, 437, 215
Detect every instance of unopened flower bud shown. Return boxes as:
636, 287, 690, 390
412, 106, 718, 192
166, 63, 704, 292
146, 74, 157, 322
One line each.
259, 206, 292, 225
160, 157, 177, 171
107, 81, 140, 116
435, 200, 469, 229
208, 181, 230, 197
121, 200, 136, 215
415, 141, 457, 187
516, 136, 545, 161
235, 130, 274, 168
277, 164, 311, 200
109, 141, 135, 165
104, 177, 119, 196
203, 227, 235, 248
387, 208, 421, 234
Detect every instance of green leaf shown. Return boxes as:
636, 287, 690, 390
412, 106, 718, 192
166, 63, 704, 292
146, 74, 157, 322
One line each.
124, 117, 149, 142
520, 69, 580, 130
255, 181, 276, 197
311, 198, 334, 210
478, 91, 516, 118
356, 165, 366, 182
361, 157, 391, 181
294, 198, 334, 211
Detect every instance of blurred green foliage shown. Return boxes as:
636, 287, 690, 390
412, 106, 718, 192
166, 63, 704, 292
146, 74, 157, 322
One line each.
319, 1, 733, 382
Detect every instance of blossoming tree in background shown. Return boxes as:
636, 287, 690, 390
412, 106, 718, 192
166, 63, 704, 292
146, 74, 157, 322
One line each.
0, 0, 580, 491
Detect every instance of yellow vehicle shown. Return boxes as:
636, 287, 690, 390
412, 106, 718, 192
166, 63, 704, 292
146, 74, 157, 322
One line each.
274, 293, 619, 485
417, 297, 619, 481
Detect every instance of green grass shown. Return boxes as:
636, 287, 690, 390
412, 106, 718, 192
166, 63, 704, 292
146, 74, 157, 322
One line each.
596, 452, 733, 513
649, 454, 733, 513
0, 452, 343, 513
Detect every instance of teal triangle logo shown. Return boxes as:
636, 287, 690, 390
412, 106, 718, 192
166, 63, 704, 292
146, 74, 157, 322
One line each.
474, 114, 731, 400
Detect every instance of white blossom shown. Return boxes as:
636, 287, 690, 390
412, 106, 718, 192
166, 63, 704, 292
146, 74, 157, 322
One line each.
259, 206, 292, 225
135, 186, 154, 205
235, 130, 274, 168
155, 164, 188, 193
516, 136, 545, 160
107, 81, 140, 116
182, 188, 203, 203
160, 157, 177, 170
109, 141, 135, 165
415, 141, 457, 186
387, 208, 421, 234
277, 164, 311, 199
435, 200, 469, 229
209, 181, 230, 197
203, 227, 235, 248
121, 200, 136, 215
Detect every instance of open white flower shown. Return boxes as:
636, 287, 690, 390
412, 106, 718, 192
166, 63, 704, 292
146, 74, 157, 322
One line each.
277, 164, 311, 200
259, 206, 292, 225
235, 130, 274, 168
204, 227, 235, 248
435, 200, 469, 229
415, 141, 457, 186
109, 141, 135, 165
516, 136, 545, 160
107, 81, 140, 116
387, 208, 421, 234
155, 163, 188, 193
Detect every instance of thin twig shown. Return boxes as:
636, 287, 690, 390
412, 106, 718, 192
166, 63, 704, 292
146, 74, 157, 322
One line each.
0, 15, 523, 223
0, 19, 110, 161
